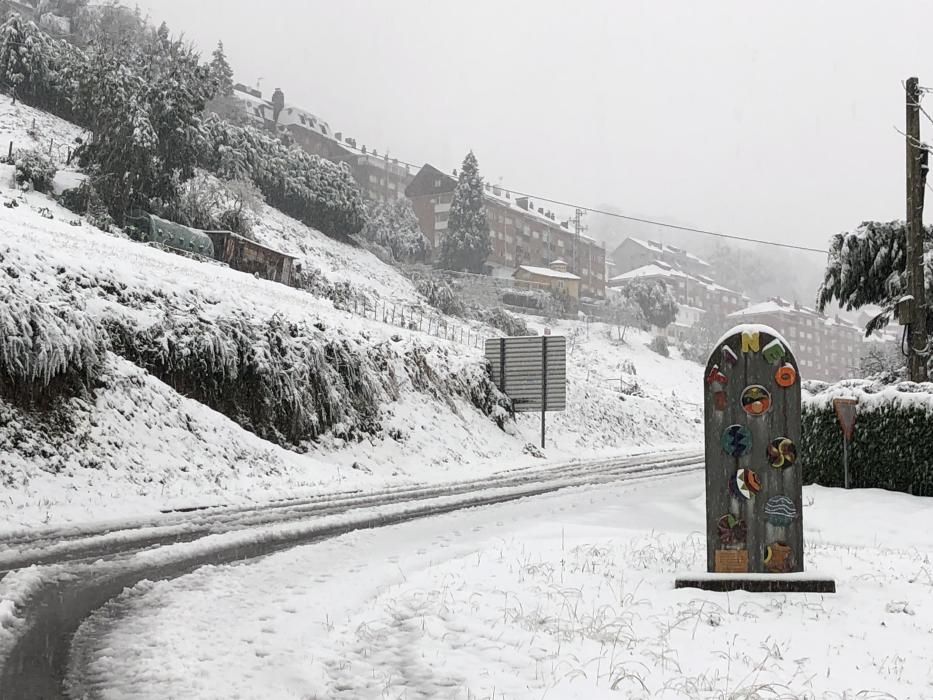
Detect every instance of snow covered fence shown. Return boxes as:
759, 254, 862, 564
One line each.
802, 379, 933, 495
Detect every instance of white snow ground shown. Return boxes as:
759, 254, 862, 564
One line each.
66, 475, 933, 699
0, 95, 702, 531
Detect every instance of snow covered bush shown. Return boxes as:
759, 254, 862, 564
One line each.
477, 307, 532, 337
12, 148, 57, 193
166, 171, 263, 239
200, 116, 366, 241
802, 379, 933, 495
417, 279, 466, 318
59, 180, 113, 231
360, 199, 429, 263
648, 335, 670, 357
0, 268, 104, 406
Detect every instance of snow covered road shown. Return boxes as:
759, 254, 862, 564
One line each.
0, 450, 701, 698
64, 476, 933, 699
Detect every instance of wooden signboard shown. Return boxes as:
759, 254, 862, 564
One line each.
703, 325, 803, 575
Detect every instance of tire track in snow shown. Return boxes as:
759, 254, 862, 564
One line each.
0, 450, 700, 700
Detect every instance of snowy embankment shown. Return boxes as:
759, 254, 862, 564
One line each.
0, 96, 701, 530
64, 473, 933, 699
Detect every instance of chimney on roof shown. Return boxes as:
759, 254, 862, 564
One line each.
373, 149, 378, 157
361, 145, 367, 154
538, 207, 544, 214
335, 132, 342, 141
506, 192, 510, 199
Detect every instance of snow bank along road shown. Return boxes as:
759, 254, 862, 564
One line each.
0, 449, 701, 699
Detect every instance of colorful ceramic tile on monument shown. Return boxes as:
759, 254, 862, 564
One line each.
729, 468, 762, 501
764, 542, 794, 573
775, 362, 797, 388
721, 345, 738, 366
713, 390, 727, 411
762, 338, 787, 365
706, 364, 728, 387
767, 437, 797, 469
764, 495, 798, 527
717, 514, 748, 546
721, 424, 752, 458
741, 385, 772, 416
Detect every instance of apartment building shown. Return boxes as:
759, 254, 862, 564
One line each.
610, 236, 713, 279
608, 261, 748, 335
727, 298, 882, 382
406, 164, 606, 298
231, 87, 413, 204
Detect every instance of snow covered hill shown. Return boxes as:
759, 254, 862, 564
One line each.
0, 97, 702, 530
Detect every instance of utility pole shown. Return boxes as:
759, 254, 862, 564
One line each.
905, 77, 929, 382
573, 208, 587, 289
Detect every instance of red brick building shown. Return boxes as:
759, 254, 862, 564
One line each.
406, 164, 606, 298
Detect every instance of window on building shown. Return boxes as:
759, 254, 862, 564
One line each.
435, 212, 449, 222
533, 231, 540, 239
434, 179, 442, 188
369, 174, 379, 184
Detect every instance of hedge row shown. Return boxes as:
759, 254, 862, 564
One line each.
801, 380, 933, 496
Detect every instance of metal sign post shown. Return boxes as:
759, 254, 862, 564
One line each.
486, 335, 567, 449
832, 398, 858, 490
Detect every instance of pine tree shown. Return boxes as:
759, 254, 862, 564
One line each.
440, 151, 490, 273
209, 40, 234, 98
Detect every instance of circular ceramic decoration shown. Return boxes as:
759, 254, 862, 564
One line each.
721, 425, 752, 458
775, 363, 798, 388
741, 385, 772, 416
764, 542, 794, 573
764, 495, 798, 527
767, 437, 797, 469
730, 468, 762, 501
717, 514, 747, 546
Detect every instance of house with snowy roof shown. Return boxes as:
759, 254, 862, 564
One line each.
513, 259, 581, 299
406, 164, 606, 298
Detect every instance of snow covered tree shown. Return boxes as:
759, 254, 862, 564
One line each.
0, 15, 51, 104
621, 278, 678, 328
209, 40, 234, 98
361, 199, 429, 262
816, 220, 933, 334
608, 293, 644, 342
73, 20, 215, 222
440, 151, 490, 273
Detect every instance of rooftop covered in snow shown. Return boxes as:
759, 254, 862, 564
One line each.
515, 265, 581, 281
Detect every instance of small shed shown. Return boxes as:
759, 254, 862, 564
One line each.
205, 230, 296, 286
126, 213, 215, 257
514, 263, 581, 299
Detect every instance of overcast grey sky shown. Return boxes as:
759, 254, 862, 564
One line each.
136, 0, 933, 254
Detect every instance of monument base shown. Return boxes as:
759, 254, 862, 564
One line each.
675, 573, 836, 593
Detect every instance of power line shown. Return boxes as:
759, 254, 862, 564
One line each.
494, 188, 830, 254
333, 125, 828, 254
